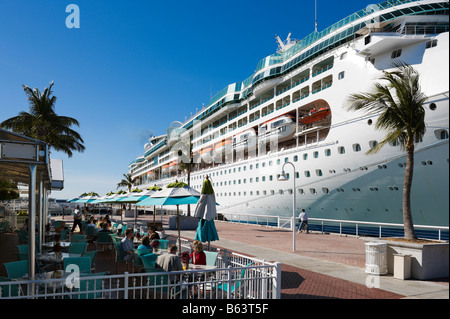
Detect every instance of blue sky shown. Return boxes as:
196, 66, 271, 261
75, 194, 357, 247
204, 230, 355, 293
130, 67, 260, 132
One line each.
0, 0, 369, 200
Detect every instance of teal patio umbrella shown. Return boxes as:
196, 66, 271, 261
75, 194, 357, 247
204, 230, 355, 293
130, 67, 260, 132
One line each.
116, 190, 156, 226
136, 186, 200, 251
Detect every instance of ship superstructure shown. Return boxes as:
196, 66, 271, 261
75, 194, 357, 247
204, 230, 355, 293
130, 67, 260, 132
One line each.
129, 0, 449, 227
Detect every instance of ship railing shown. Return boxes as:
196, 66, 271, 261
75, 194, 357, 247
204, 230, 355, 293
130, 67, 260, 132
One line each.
308, 218, 449, 241
218, 213, 449, 241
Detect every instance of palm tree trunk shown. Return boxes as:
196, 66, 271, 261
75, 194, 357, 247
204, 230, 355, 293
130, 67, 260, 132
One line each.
403, 142, 417, 239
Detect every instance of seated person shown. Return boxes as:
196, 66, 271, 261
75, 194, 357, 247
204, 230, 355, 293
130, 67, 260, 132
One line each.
189, 240, 206, 265
156, 244, 183, 272
98, 222, 112, 233
86, 219, 98, 239
148, 226, 160, 241
120, 228, 135, 262
137, 235, 153, 255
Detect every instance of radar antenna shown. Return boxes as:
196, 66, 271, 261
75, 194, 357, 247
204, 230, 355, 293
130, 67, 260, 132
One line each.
275, 33, 297, 53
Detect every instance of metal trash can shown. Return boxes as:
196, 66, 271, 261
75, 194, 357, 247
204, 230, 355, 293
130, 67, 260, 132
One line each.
365, 242, 387, 275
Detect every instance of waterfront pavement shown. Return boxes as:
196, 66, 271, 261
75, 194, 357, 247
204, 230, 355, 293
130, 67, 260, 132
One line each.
115, 214, 449, 299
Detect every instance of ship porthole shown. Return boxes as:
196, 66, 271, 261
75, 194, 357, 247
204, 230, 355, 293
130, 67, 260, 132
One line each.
367, 119, 373, 125
429, 103, 437, 110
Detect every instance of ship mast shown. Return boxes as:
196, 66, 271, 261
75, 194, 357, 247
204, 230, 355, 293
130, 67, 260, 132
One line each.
315, 0, 318, 32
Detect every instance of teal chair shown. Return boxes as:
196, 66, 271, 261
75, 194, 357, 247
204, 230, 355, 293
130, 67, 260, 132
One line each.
0, 221, 9, 233
71, 234, 87, 242
114, 242, 133, 273
95, 232, 113, 251
204, 251, 219, 267
217, 262, 254, 297
68, 242, 88, 254
140, 253, 158, 272
159, 239, 169, 250
59, 229, 69, 241
3, 260, 28, 279
109, 234, 121, 243
85, 226, 97, 241
52, 221, 63, 228
16, 244, 34, 260
0, 277, 20, 297
15, 229, 28, 244
82, 250, 98, 272
133, 248, 153, 269
64, 256, 91, 274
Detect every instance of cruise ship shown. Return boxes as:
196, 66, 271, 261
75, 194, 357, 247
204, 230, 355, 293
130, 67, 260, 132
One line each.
128, 0, 449, 229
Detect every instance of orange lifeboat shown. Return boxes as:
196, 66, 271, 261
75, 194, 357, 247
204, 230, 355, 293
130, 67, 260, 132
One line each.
299, 107, 331, 124
214, 139, 232, 155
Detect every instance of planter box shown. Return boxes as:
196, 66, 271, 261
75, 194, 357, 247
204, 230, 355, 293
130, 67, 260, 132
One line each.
365, 238, 449, 280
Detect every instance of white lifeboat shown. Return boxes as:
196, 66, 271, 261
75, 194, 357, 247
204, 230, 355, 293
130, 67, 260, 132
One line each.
258, 114, 295, 144
233, 128, 257, 152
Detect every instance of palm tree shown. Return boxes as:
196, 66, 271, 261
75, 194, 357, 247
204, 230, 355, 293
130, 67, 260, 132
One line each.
0, 81, 85, 157
348, 62, 427, 239
178, 141, 195, 216
117, 173, 136, 192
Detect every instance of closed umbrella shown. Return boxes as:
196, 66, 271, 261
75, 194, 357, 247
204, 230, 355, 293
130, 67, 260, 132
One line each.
194, 176, 219, 250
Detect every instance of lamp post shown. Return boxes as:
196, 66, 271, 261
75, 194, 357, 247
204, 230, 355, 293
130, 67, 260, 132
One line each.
278, 162, 296, 251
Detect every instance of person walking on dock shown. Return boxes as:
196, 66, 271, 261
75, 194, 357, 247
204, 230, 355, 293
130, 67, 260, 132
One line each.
71, 205, 83, 233
298, 209, 309, 234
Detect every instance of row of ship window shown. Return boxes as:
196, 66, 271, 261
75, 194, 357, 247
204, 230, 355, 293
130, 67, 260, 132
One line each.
190, 128, 448, 181
213, 185, 403, 198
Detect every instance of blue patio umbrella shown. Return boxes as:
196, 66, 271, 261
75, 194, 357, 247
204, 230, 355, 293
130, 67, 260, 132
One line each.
136, 186, 201, 251
116, 190, 156, 225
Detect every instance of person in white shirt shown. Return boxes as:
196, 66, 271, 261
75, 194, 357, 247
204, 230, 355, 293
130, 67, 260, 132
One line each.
298, 209, 309, 233
71, 205, 83, 233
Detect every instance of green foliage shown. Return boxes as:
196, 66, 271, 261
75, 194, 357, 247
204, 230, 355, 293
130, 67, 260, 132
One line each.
147, 186, 162, 191
0, 179, 19, 200
0, 82, 85, 157
166, 181, 188, 188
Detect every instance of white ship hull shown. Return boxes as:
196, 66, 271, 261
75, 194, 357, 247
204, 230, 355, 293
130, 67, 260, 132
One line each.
129, 1, 449, 228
